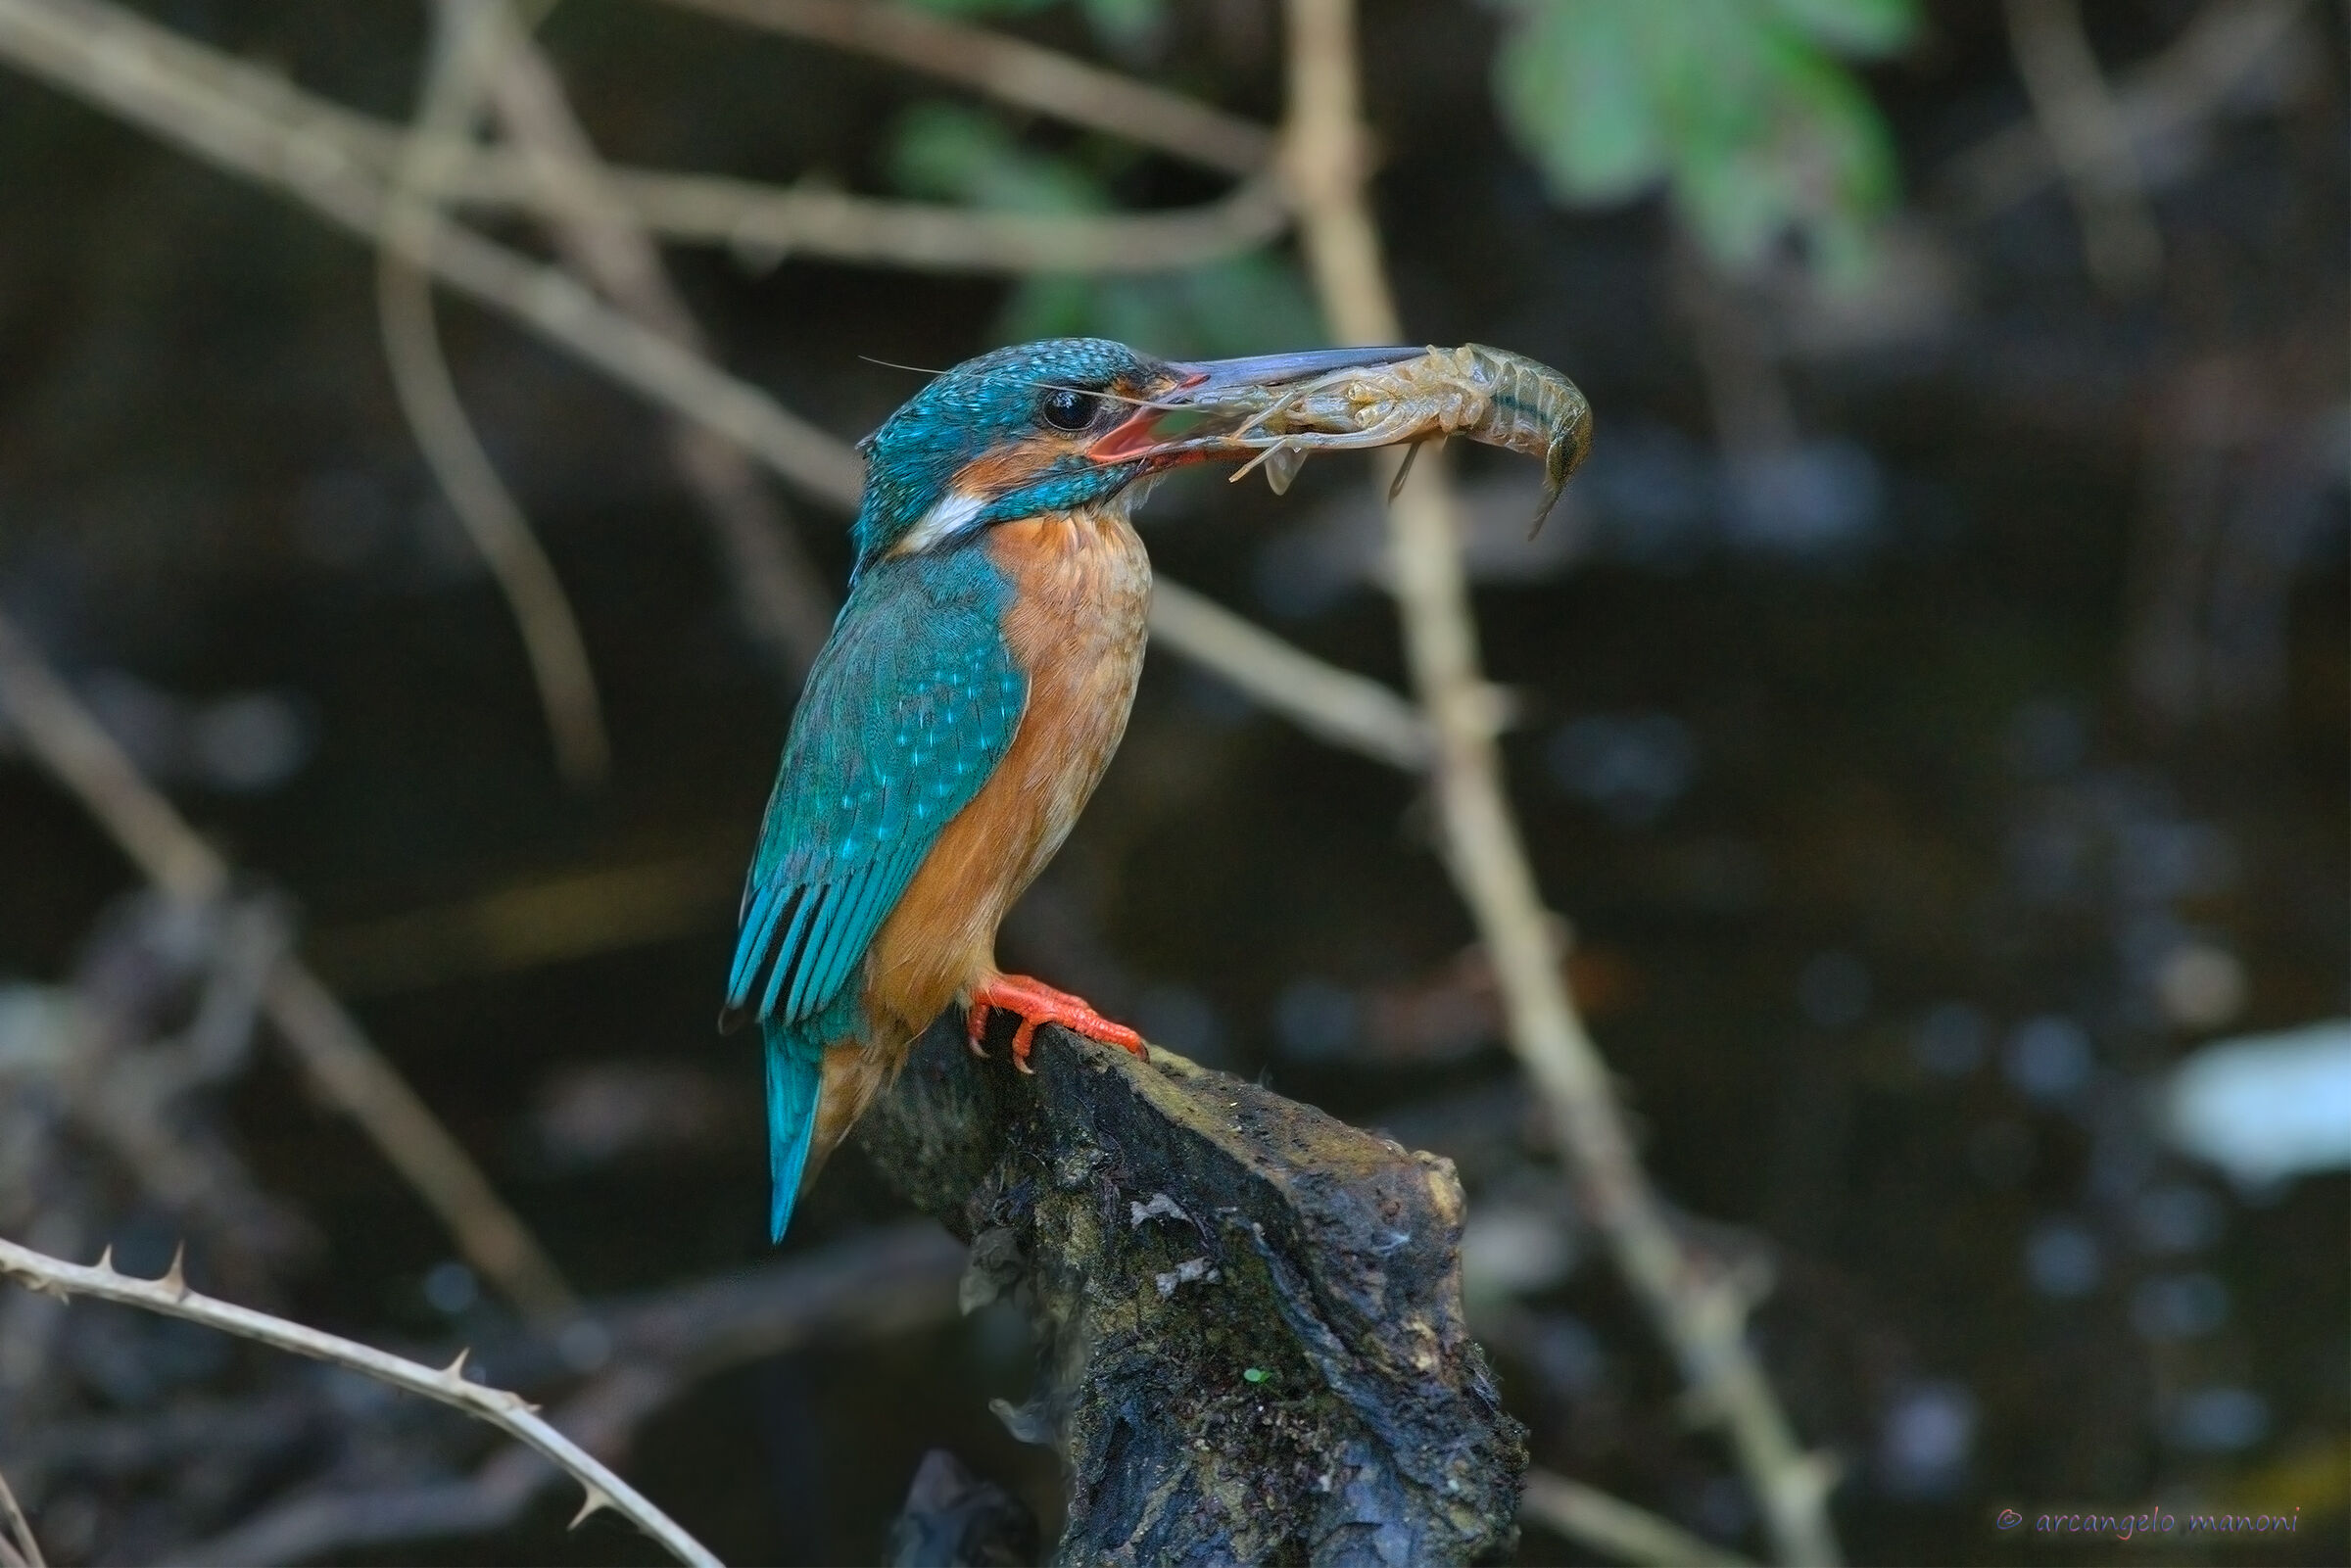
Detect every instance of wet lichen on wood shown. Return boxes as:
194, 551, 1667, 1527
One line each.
859, 1017, 1525, 1566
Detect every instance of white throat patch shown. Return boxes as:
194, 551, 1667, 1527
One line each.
895, 489, 986, 556
896, 470, 1153, 556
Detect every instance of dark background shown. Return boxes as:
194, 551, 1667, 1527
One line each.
0, 1, 2343, 1563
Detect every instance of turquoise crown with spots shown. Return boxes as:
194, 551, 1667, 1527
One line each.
850, 337, 1162, 573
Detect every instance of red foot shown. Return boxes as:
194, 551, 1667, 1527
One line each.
966, 974, 1147, 1073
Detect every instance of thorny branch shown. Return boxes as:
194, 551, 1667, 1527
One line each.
0, 1234, 719, 1568
0, 608, 581, 1326
0, 0, 1425, 775
1277, 0, 1842, 1562
0, 1462, 41, 1568
382, 0, 613, 785
173, 1222, 964, 1565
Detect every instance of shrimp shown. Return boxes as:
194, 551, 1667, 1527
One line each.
1222, 345, 1593, 536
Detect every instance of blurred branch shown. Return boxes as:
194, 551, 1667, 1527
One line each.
1521, 1470, 1754, 1568
181, 1222, 963, 1565
500, 164, 1293, 275
2, 0, 1284, 276
484, 2, 838, 676
0, 1236, 717, 1568
1943, 0, 2306, 217
0, 0, 863, 500
0, 609, 580, 1326
1673, 238, 1799, 458
0, 0, 1425, 772
0, 1462, 41, 1568
656, 0, 1273, 174
45, 897, 314, 1298
1998, 0, 2162, 296
310, 850, 739, 994
1277, 1, 1842, 1563
1145, 581, 1430, 767
383, 0, 612, 786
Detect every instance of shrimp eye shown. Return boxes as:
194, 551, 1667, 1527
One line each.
1039, 388, 1101, 431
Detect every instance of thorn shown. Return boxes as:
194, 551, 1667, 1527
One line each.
95, 1245, 116, 1275
443, 1347, 470, 1381
569, 1485, 615, 1529
160, 1242, 187, 1298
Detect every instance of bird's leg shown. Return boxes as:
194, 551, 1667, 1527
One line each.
966, 973, 1147, 1073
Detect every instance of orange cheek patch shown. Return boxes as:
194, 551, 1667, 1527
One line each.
953, 440, 1076, 498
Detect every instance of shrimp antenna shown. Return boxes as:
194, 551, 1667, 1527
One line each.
1386, 439, 1425, 503
858, 355, 950, 377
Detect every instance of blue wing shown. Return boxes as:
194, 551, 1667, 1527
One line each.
723, 553, 1026, 1035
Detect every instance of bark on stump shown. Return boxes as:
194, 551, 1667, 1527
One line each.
859, 1017, 1525, 1566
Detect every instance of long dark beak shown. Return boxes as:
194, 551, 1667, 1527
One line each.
1090, 345, 1422, 464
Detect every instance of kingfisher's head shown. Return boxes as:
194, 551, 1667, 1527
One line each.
850, 336, 1419, 573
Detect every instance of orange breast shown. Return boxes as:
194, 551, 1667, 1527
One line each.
862, 505, 1153, 1036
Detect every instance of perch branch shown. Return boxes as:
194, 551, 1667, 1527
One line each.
480, 0, 837, 675
0, 609, 579, 1325
1521, 1469, 1755, 1568
655, 0, 1273, 174
1277, 1, 1842, 1562
1999, 0, 2162, 296
0, 1235, 717, 1568
382, 0, 611, 785
0, 0, 1426, 770
861, 1022, 1524, 1563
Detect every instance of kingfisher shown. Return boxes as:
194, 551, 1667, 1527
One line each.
722, 336, 1425, 1240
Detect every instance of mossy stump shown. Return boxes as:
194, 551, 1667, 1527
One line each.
860, 1017, 1524, 1566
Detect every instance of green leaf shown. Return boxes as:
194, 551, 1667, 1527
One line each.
899, 0, 1058, 15
1485, 0, 1909, 283
888, 103, 1096, 215
1080, 0, 1166, 50
1002, 253, 1320, 359
886, 103, 1320, 355
1764, 0, 1916, 56
900, 0, 1167, 52
1494, 1, 1664, 202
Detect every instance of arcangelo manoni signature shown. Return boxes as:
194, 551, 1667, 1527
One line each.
1995, 1505, 2304, 1542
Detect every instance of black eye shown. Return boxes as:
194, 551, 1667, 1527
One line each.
1039, 388, 1100, 431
